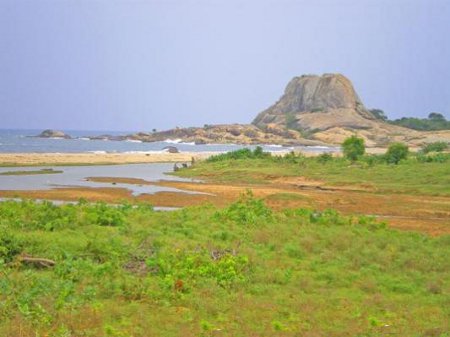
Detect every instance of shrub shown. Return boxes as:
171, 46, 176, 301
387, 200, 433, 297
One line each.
361, 154, 385, 167
316, 152, 333, 163
421, 141, 448, 154
389, 115, 450, 131
369, 109, 388, 121
416, 152, 450, 163
385, 142, 409, 164
214, 191, 272, 225
342, 135, 365, 161
0, 229, 23, 262
206, 146, 270, 162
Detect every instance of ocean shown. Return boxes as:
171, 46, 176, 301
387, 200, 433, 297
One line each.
0, 129, 339, 154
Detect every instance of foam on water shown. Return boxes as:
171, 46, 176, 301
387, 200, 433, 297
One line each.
0, 129, 340, 154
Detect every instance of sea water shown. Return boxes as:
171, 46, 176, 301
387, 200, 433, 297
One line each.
0, 129, 339, 154
0, 163, 205, 196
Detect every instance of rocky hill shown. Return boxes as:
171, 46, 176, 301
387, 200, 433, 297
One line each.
253, 73, 376, 130
252, 73, 450, 147
87, 73, 450, 147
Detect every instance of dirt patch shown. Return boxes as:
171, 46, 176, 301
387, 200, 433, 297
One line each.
273, 176, 375, 192
0, 187, 133, 203
1, 178, 449, 236
154, 180, 450, 236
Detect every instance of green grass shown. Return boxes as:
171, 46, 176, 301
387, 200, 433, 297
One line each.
0, 168, 63, 176
0, 197, 449, 336
175, 154, 450, 196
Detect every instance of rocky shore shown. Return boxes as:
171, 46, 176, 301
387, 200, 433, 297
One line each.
35, 74, 450, 148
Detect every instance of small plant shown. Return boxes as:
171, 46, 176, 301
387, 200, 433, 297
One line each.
385, 142, 409, 164
214, 191, 272, 225
342, 135, 365, 161
416, 152, 450, 163
317, 152, 333, 163
421, 141, 448, 154
285, 113, 298, 130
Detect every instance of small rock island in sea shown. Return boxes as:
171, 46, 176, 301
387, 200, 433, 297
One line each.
37, 129, 71, 139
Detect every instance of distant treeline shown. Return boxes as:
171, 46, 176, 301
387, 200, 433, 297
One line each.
369, 110, 450, 131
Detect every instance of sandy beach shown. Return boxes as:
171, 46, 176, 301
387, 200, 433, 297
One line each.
0, 152, 219, 166
0, 148, 398, 166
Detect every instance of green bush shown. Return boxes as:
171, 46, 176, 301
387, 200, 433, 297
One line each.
421, 141, 448, 154
214, 191, 272, 225
361, 154, 385, 167
416, 152, 450, 163
207, 146, 270, 162
0, 229, 23, 262
389, 115, 450, 131
385, 142, 409, 164
316, 153, 333, 164
342, 135, 365, 161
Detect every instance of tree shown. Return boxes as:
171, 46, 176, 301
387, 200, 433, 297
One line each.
385, 142, 409, 164
428, 112, 445, 121
369, 109, 387, 121
342, 135, 365, 161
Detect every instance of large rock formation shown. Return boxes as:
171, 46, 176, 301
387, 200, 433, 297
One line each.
252, 73, 377, 131
85, 73, 450, 148
252, 73, 450, 147
124, 124, 329, 147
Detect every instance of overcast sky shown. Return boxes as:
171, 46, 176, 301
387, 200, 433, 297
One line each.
0, 0, 449, 131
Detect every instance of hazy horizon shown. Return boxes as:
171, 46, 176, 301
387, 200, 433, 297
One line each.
1, 0, 449, 131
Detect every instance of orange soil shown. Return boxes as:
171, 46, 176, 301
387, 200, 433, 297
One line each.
1, 176, 449, 236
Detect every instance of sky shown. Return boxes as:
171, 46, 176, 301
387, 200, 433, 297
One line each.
0, 0, 449, 132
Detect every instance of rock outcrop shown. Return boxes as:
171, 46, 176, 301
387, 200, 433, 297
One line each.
37, 130, 71, 139
81, 73, 450, 148
252, 73, 376, 131
124, 124, 330, 147
252, 73, 450, 147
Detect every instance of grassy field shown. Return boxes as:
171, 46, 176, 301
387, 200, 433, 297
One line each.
1, 150, 449, 336
175, 152, 450, 196
0, 197, 449, 336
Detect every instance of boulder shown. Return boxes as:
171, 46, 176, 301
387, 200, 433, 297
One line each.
163, 146, 179, 153
37, 129, 71, 139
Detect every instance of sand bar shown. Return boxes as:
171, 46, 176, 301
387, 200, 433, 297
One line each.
0, 152, 218, 166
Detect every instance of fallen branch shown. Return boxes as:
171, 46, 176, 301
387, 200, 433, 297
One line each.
19, 255, 56, 268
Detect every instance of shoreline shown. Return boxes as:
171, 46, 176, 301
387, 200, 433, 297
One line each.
0, 152, 216, 166
0, 148, 397, 167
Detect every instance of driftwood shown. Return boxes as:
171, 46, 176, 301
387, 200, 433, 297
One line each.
18, 255, 56, 268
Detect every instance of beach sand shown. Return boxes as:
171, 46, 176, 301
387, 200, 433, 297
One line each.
0, 152, 217, 166
0, 148, 396, 166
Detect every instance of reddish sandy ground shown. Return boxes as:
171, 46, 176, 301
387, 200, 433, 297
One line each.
1, 175, 449, 236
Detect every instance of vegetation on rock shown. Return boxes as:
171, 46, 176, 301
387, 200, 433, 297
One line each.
389, 113, 450, 131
